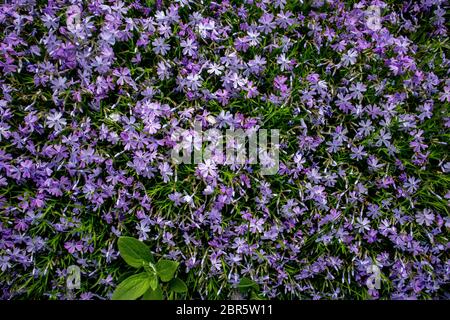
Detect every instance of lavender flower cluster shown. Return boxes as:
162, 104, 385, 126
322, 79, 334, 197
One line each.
0, 0, 449, 300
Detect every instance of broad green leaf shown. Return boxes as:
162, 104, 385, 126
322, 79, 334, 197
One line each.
155, 259, 179, 282
112, 272, 152, 300
118, 236, 154, 268
148, 272, 158, 290
238, 277, 259, 293
142, 286, 163, 300
169, 278, 188, 293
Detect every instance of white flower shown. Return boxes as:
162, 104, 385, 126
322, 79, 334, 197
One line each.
341, 49, 358, 67
355, 217, 371, 233
207, 62, 224, 76
46, 111, 67, 131
198, 159, 217, 178
182, 194, 195, 207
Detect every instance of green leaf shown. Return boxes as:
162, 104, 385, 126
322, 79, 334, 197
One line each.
148, 272, 158, 290
155, 259, 179, 282
118, 236, 154, 268
142, 286, 163, 300
112, 273, 152, 300
169, 278, 188, 293
238, 277, 259, 293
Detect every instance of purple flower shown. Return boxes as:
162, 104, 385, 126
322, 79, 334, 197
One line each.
64, 241, 83, 254
415, 209, 435, 227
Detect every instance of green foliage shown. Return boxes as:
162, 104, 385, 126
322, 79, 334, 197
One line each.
169, 278, 188, 293
238, 277, 265, 300
156, 260, 179, 282
112, 273, 153, 300
118, 236, 155, 267
112, 236, 187, 300
143, 286, 164, 300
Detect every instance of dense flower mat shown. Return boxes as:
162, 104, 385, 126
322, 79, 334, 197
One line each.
0, 0, 449, 299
